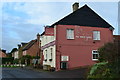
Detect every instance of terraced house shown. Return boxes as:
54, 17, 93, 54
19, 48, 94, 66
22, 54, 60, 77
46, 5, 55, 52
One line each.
41, 3, 114, 71
22, 33, 41, 57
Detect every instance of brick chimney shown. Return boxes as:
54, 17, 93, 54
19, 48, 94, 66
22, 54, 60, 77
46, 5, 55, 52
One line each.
37, 33, 40, 57
37, 33, 40, 42
72, 2, 79, 12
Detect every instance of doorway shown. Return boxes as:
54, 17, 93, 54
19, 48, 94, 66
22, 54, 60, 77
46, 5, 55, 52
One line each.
61, 62, 67, 69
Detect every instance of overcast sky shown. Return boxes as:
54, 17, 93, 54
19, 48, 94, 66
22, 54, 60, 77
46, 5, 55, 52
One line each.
1, 1, 119, 52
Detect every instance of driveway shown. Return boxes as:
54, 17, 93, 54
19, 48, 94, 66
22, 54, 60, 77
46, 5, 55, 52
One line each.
2, 67, 88, 79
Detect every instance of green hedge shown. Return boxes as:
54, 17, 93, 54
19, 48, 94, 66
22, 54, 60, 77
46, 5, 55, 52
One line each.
13, 59, 19, 64
2, 57, 14, 64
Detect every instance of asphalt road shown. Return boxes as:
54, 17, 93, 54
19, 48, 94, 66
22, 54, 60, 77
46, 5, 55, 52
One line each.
2, 67, 88, 79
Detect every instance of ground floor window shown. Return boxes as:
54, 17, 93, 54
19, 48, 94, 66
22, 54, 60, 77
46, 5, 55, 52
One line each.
60, 62, 68, 69
92, 50, 99, 61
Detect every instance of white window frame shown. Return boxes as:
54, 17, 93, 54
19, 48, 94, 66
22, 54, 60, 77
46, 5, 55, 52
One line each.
93, 31, 100, 40
61, 56, 69, 61
66, 29, 74, 39
92, 50, 99, 61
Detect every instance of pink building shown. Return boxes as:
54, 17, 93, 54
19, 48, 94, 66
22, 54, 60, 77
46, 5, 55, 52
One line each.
41, 3, 114, 71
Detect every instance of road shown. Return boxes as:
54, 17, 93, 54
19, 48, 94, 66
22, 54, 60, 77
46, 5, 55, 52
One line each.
2, 67, 88, 79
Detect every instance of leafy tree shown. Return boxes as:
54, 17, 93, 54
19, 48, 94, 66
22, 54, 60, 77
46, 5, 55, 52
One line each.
98, 42, 120, 62
20, 55, 32, 65
13, 59, 19, 64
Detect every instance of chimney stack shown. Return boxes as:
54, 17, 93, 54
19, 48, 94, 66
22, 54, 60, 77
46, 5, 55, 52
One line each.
37, 33, 40, 57
37, 33, 40, 42
18, 44, 21, 49
72, 2, 79, 12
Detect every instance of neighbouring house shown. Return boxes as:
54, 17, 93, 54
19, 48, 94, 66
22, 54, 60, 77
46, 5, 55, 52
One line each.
41, 3, 114, 71
11, 48, 19, 59
17, 43, 28, 59
22, 33, 41, 57
0, 49, 7, 58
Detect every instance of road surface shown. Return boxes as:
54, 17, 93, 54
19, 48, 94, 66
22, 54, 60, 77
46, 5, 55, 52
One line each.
2, 67, 88, 79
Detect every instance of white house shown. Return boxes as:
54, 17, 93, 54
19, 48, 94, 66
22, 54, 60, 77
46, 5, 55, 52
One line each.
12, 49, 19, 59
41, 26, 56, 69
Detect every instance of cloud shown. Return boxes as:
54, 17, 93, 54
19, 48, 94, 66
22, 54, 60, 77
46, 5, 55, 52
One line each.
2, 22, 43, 52
10, 2, 72, 25
2, 2, 118, 52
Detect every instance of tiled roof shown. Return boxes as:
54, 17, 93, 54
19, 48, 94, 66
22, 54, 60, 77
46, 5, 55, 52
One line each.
22, 39, 37, 51
50, 5, 113, 28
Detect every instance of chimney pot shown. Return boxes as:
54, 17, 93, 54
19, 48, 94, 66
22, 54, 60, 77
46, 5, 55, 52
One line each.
72, 2, 79, 12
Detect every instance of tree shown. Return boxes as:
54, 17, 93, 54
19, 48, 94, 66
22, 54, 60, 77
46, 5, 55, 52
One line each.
98, 42, 120, 77
88, 42, 120, 79
20, 55, 32, 65
98, 42, 120, 62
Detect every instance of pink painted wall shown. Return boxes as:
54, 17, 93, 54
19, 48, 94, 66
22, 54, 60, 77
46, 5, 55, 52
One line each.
55, 25, 113, 70
45, 27, 54, 36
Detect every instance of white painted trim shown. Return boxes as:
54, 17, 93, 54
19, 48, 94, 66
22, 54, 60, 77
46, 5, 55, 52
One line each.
92, 50, 99, 61
43, 45, 56, 67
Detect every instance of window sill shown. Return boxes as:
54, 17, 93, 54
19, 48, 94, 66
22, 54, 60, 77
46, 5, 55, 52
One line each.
67, 39, 74, 40
93, 40, 100, 41
92, 59, 99, 61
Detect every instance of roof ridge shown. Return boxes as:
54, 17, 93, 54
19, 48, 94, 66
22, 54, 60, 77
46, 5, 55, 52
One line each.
22, 39, 37, 51
50, 4, 113, 28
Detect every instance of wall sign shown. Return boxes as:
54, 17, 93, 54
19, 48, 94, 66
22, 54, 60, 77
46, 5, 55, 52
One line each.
76, 36, 92, 39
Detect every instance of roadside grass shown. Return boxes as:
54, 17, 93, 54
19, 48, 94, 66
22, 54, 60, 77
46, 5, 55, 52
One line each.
0, 64, 25, 68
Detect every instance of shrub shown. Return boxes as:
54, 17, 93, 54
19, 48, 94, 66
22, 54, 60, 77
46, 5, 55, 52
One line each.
13, 59, 19, 64
2, 57, 14, 64
88, 42, 120, 79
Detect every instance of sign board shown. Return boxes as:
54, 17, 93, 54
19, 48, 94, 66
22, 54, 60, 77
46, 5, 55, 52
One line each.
61, 56, 69, 61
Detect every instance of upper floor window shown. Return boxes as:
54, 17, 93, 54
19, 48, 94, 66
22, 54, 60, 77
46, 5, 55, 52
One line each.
66, 29, 74, 39
93, 31, 100, 40
50, 48, 53, 59
92, 50, 99, 61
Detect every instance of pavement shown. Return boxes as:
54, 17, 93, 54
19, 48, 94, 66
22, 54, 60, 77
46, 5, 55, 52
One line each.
2, 66, 89, 79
